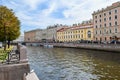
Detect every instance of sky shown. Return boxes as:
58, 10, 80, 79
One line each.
1, 0, 120, 34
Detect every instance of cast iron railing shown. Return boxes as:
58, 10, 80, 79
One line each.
0, 49, 20, 64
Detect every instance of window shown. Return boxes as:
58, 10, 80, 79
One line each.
28, 38, 30, 40
104, 18, 106, 21
115, 28, 117, 33
95, 16, 97, 19
115, 10, 117, 13
109, 29, 111, 33
87, 31, 91, 38
105, 37, 107, 41
95, 20, 97, 23
96, 38, 98, 41
81, 34, 83, 38
109, 17, 111, 20
104, 23, 106, 27
100, 19, 101, 22
96, 25, 97, 28
100, 24, 102, 28
109, 11, 111, 15
115, 15, 117, 19
104, 13, 106, 16
96, 31, 97, 34
115, 21, 117, 25
109, 23, 111, 26
99, 15, 101, 17
100, 30, 101, 34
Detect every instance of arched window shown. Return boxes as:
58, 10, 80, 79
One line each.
87, 31, 91, 38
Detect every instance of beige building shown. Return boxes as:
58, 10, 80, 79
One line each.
24, 29, 40, 42
24, 25, 67, 42
92, 2, 120, 42
36, 25, 67, 42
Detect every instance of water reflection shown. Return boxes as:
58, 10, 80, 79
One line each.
27, 46, 120, 80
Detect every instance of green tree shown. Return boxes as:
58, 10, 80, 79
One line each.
0, 6, 20, 50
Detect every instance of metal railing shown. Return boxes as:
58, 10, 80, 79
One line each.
0, 48, 20, 64
0, 50, 10, 63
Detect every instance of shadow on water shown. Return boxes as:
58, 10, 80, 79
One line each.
27, 46, 120, 80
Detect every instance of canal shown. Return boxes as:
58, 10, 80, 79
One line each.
27, 46, 120, 80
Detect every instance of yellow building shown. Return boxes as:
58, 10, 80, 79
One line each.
56, 28, 68, 42
57, 25, 93, 42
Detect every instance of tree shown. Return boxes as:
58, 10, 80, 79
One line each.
0, 6, 20, 50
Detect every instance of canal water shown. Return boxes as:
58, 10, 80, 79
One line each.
27, 46, 120, 80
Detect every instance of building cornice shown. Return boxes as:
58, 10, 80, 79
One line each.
92, 2, 120, 15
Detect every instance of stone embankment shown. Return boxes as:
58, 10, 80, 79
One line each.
26, 42, 120, 52
0, 63, 30, 80
0, 45, 38, 80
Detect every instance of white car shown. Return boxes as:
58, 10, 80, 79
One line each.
0, 42, 2, 48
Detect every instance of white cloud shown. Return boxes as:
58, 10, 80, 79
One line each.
3, 0, 120, 33
42, 2, 57, 17
22, 0, 47, 10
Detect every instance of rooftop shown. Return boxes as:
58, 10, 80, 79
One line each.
92, 1, 120, 15
57, 24, 93, 32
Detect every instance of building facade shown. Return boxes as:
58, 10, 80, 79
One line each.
56, 27, 68, 42
92, 2, 120, 42
24, 29, 40, 42
35, 25, 68, 42
57, 24, 93, 42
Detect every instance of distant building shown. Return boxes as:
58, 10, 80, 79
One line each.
56, 27, 69, 42
24, 29, 40, 42
36, 25, 67, 42
81, 19, 93, 25
92, 2, 120, 42
57, 24, 93, 42
24, 25, 68, 42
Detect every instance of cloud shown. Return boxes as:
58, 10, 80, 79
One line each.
2, 0, 120, 33
21, 0, 49, 10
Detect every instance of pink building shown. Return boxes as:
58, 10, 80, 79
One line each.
92, 2, 120, 42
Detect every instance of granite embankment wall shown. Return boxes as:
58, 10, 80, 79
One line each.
26, 42, 120, 52
0, 45, 30, 80
0, 63, 30, 80
53, 43, 120, 52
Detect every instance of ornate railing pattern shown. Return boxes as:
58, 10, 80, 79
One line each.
0, 47, 20, 64
0, 50, 10, 63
